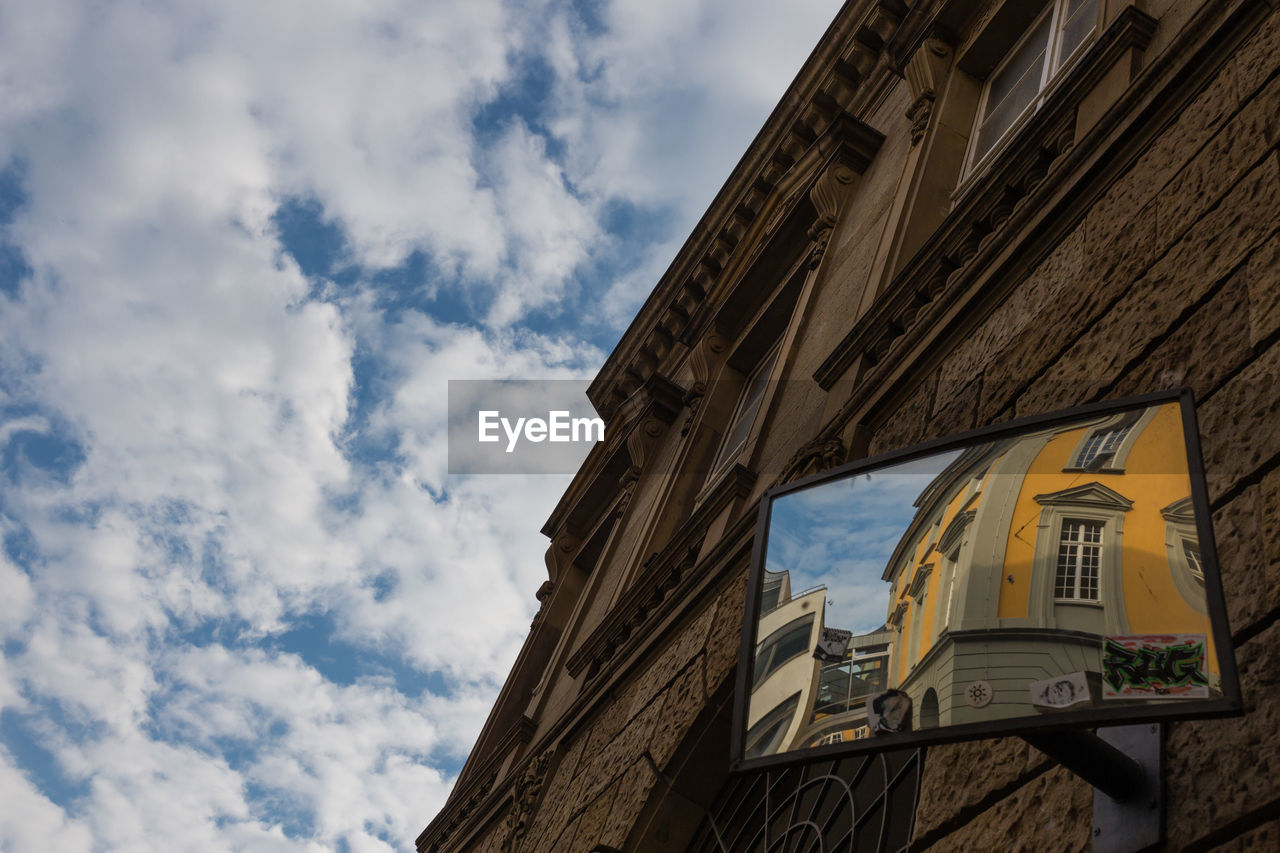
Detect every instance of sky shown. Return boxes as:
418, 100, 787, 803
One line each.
0, 0, 844, 850
766, 450, 963, 636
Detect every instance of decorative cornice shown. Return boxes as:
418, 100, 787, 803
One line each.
416, 714, 537, 852
586, 1, 906, 424
541, 372, 684, 540
417, 768, 498, 853
564, 464, 756, 680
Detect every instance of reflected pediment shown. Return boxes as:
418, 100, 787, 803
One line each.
1033, 481, 1133, 511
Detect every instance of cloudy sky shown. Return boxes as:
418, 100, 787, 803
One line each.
0, 0, 842, 849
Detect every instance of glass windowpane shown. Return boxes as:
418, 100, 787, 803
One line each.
1057, 0, 1099, 70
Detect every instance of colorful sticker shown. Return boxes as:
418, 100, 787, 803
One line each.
1102, 634, 1209, 699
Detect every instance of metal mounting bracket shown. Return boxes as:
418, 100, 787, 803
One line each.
1022, 723, 1163, 853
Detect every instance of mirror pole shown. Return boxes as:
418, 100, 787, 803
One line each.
1022, 724, 1163, 852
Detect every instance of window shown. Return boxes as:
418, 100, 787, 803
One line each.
817, 732, 844, 746
1065, 408, 1153, 472
1074, 422, 1132, 470
1161, 497, 1207, 613
752, 613, 815, 688
744, 692, 800, 759
1182, 539, 1203, 581
709, 343, 780, 478
1030, 482, 1131, 633
811, 654, 888, 720
967, 0, 1101, 170
759, 569, 790, 614
1054, 518, 1102, 601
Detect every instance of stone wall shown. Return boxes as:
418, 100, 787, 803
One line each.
467, 571, 747, 853
903, 8, 1280, 850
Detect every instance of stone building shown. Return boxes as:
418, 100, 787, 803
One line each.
418, 0, 1280, 849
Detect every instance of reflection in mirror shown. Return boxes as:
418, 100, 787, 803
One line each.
745, 401, 1220, 760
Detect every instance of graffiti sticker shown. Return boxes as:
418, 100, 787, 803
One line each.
1030, 671, 1091, 709
1102, 634, 1209, 699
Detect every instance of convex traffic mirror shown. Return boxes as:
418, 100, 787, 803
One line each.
732, 391, 1241, 769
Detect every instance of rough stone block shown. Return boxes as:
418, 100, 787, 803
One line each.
868, 370, 937, 455
1231, 4, 1280, 99
913, 738, 1046, 841
1211, 485, 1268, 638
1111, 268, 1253, 400
980, 214, 1154, 424
917, 764, 1091, 852
524, 736, 587, 853
930, 375, 980, 435
626, 605, 715, 721
1198, 340, 1280, 503
703, 569, 748, 692
936, 227, 1085, 413
550, 813, 581, 853
1155, 154, 1280, 307
568, 695, 663, 809
1023, 154, 1280, 417
569, 777, 619, 853
1156, 72, 1280, 250
1208, 816, 1280, 853
1245, 230, 1280, 348
1165, 619, 1280, 846
650, 658, 707, 771
597, 758, 660, 850
1124, 52, 1239, 215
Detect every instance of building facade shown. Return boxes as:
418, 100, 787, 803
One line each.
420, 0, 1280, 849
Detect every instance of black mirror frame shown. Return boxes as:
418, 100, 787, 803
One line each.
730, 388, 1243, 773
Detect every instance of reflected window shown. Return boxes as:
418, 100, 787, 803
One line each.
967, 0, 1101, 171
816, 732, 843, 745
1054, 519, 1102, 600
745, 692, 800, 759
811, 653, 888, 721
753, 613, 815, 688
1075, 422, 1133, 470
1183, 539, 1203, 581
759, 569, 789, 613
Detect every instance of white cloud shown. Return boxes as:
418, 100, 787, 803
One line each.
0, 0, 843, 849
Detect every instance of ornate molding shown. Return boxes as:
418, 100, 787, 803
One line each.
565, 464, 756, 680
1034, 481, 1134, 512
779, 436, 846, 483
502, 747, 553, 853
807, 163, 859, 268
530, 580, 555, 630
903, 37, 951, 146
418, 769, 498, 853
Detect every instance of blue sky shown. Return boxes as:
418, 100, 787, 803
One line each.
766, 450, 963, 636
0, 0, 842, 849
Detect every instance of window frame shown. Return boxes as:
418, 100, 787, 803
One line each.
752, 612, 816, 689
1053, 517, 1104, 602
1063, 407, 1156, 473
963, 0, 1103, 176
707, 340, 782, 484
